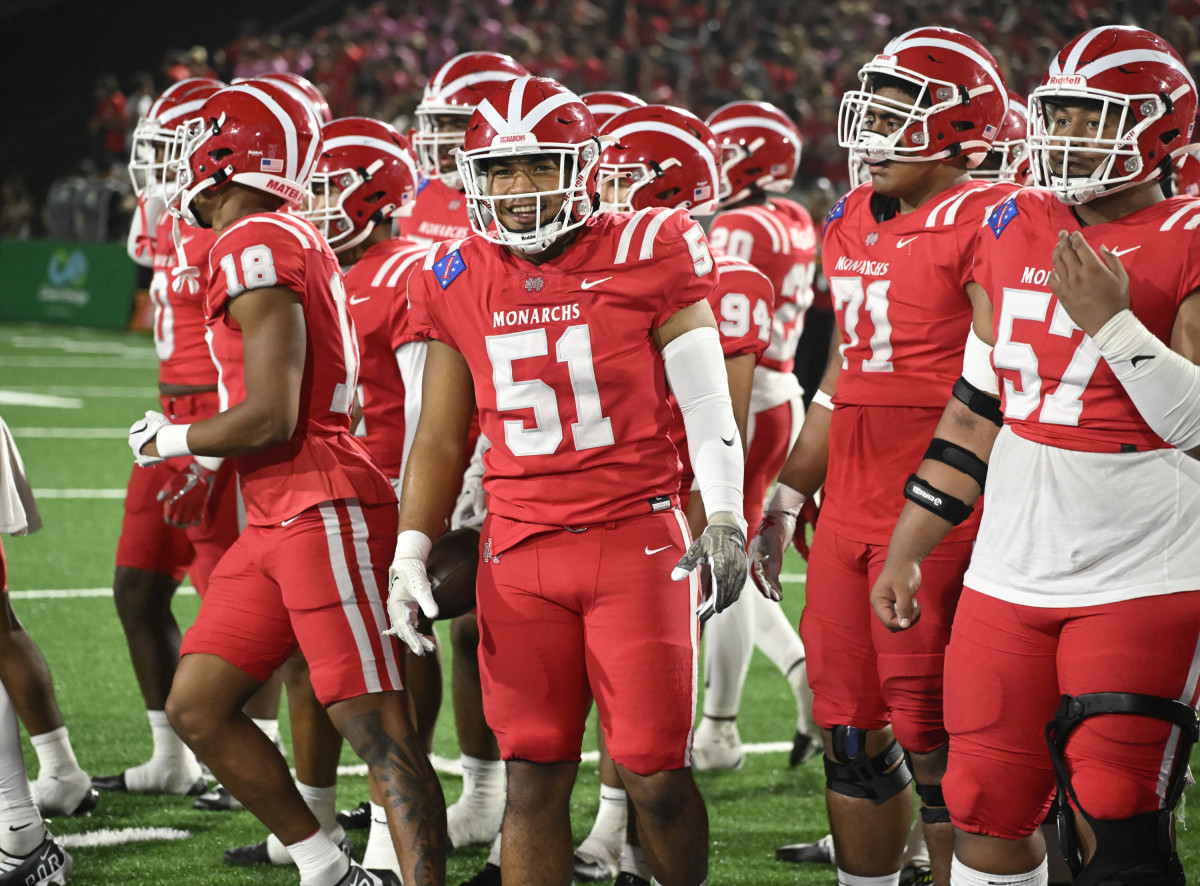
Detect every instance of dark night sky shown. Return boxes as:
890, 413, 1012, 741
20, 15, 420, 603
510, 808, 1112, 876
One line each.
0, 0, 350, 198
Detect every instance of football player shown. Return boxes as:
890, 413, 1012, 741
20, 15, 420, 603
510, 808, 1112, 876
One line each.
870, 26, 1200, 886
402, 51, 530, 246
580, 90, 647, 129
98, 75, 275, 803
390, 76, 747, 886
973, 91, 1031, 184
692, 99, 820, 771
749, 27, 1012, 886
127, 80, 445, 886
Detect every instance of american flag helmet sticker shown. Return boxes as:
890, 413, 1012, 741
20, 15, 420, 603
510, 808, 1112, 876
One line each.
260, 157, 285, 173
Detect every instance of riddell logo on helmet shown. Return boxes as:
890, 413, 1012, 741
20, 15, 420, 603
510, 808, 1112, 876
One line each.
1047, 74, 1086, 88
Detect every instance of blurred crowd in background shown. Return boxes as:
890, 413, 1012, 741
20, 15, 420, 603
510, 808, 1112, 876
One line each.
5, 0, 1200, 242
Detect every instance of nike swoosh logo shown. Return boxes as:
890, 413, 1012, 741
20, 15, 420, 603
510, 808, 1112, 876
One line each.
8, 823, 32, 831
580, 276, 613, 290
348, 295, 371, 305
281, 515, 300, 527
1109, 246, 1140, 257
721, 435, 736, 446
645, 545, 671, 555
131, 422, 147, 434
896, 236, 919, 248
1131, 354, 1155, 367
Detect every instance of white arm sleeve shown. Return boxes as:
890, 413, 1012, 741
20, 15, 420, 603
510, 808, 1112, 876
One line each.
1090, 309, 1200, 451
396, 340, 429, 483
661, 326, 745, 528
962, 326, 1000, 395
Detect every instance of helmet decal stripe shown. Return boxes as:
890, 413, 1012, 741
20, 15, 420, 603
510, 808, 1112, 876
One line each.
710, 115, 801, 168
225, 85, 299, 182
431, 52, 476, 91
158, 97, 214, 127
890, 35, 1006, 97
507, 76, 530, 125
1073, 49, 1198, 94
1056, 27, 1105, 78
517, 90, 583, 132
436, 71, 525, 101
323, 135, 411, 162
476, 97, 514, 136
606, 120, 719, 191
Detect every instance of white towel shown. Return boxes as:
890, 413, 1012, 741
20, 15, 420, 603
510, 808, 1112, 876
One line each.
0, 417, 41, 536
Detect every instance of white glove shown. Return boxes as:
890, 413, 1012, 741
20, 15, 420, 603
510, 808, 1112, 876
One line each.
672, 511, 748, 623
450, 457, 486, 530
128, 411, 172, 467
748, 483, 805, 602
384, 530, 440, 655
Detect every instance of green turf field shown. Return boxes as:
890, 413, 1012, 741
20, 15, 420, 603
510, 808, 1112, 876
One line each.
0, 322, 1195, 885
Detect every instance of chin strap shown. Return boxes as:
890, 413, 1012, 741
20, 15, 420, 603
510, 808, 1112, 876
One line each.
170, 213, 201, 295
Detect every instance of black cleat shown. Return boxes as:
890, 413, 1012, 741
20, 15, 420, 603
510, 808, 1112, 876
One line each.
0, 834, 73, 885
900, 863, 934, 886
776, 833, 834, 865
789, 729, 819, 767
225, 836, 354, 866
336, 800, 372, 830
458, 862, 502, 886
336, 864, 382, 886
66, 788, 100, 817
368, 871, 401, 886
193, 785, 244, 811
613, 874, 651, 886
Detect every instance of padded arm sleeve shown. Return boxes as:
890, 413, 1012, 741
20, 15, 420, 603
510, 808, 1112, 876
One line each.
396, 340, 429, 482
1090, 310, 1200, 451
662, 327, 746, 529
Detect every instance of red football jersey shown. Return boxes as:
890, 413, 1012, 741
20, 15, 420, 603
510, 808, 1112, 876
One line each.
818, 179, 1016, 545
205, 211, 396, 525
342, 237, 429, 479
407, 206, 718, 530
973, 189, 1200, 453
151, 211, 219, 387
711, 254, 774, 362
707, 197, 817, 372
396, 177, 472, 245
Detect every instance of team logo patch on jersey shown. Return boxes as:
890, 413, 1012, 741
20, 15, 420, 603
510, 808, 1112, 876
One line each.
865, 232, 879, 246
524, 276, 544, 292
825, 195, 847, 232
988, 196, 1019, 239
432, 249, 467, 290
416, 176, 430, 195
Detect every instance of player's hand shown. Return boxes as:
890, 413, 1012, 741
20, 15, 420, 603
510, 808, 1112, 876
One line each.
383, 531, 439, 655
157, 460, 218, 528
870, 558, 923, 632
450, 460, 486, 530
1049, 230, 1130, 337
748, 483, 806, 601
674, 511, 748, 623
128, 411, 171, 467
792, 497, 820, 562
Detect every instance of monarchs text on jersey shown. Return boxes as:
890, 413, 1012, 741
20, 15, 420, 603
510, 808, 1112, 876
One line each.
407, 206, 718, 527
205, 211, 395, 525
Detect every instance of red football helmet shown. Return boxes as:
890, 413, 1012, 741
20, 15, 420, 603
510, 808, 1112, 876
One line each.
169, 80, 324, 227
128, 77, 224, 199
1028, 26, 1198, 204
581, 91, 647, 129
301, 117, 419, 253
975, 91, 1030, 183
414, 51, 531, 189
706, 100, 802, 207
253, 71, 333, 124
838, 27, 1007, 169
598, 105, 721, 215
457, 76, 600, 254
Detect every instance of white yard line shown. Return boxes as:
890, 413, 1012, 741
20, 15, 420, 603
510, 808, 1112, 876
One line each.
31, 488, 126, 498
57, 827, 190, 848
0, 391, 82, 408
16, 429, 127, 438
5, 386, 157, 398
0, 357, 156, 369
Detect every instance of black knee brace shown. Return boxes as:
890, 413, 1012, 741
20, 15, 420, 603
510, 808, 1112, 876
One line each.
824, 726, 912, 804
914, 780, 949, 824
1045, 692, 1199, 886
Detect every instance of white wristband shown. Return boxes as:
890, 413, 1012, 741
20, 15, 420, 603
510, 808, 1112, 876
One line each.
962, 326, 1000, 396
155, 423, 193, 459
765, 482, 806, 517
193, 454, 224, 472
809, 389, 834, 411
395, 529, 433, 561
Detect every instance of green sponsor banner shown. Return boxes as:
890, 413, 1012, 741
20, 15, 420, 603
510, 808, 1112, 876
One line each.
0, 239, 137, 330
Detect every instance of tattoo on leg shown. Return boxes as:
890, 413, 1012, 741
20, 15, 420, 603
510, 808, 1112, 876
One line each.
341, 710, 446, 886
